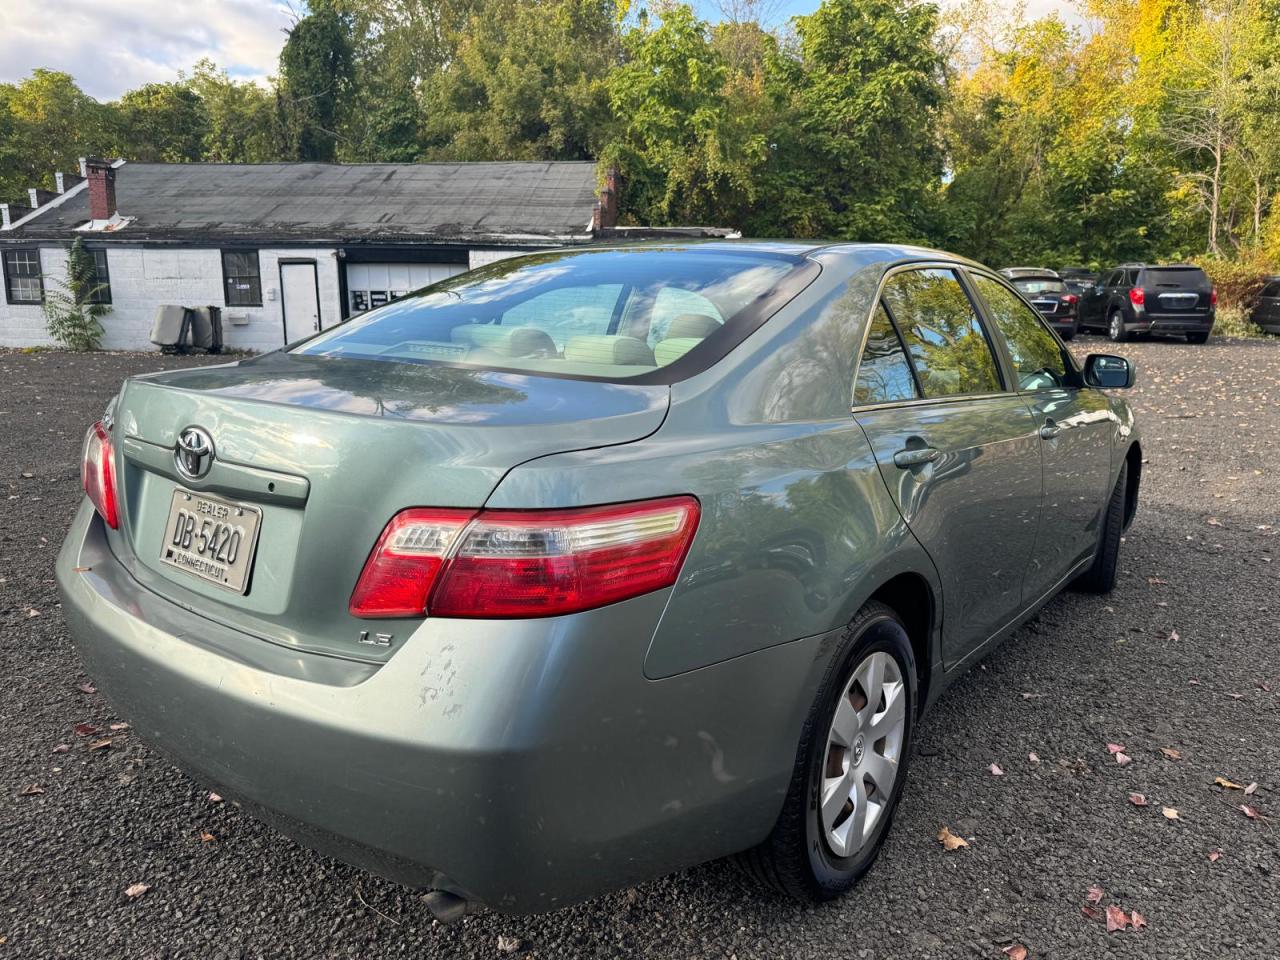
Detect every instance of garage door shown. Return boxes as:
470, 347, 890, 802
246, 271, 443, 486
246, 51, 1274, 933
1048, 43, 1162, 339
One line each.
346, 262, 467, 315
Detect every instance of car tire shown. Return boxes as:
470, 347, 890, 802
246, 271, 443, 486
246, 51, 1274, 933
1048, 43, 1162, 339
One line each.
1076, 460, 1128, 594
1186, 331, 1210, 344
1061, 324, 1076, 341
1108, 311, 1127, 342
736, 601, 916, 902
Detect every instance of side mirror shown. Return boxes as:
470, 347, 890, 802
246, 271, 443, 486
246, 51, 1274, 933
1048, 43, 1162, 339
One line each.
1084, 353, 1135, 389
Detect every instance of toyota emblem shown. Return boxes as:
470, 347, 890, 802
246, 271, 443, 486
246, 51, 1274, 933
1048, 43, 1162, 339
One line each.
175, 426, 215, 480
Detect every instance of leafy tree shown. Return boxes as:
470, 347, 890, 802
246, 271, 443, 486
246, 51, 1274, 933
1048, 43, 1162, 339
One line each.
43, 237, 110, 351
277, 2, 356, 161
0, 70, 116, 199
424, 0, 623, 161
188, 60, 279, 163
114, 82, 210, 162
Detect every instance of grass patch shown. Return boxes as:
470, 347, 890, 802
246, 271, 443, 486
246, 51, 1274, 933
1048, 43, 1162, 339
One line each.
1214, 305, 1269, 339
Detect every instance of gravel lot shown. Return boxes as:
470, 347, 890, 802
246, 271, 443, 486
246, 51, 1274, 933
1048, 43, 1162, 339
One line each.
2, 336, 1277, 959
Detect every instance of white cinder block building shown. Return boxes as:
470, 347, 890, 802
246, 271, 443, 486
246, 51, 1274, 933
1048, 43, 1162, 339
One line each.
0, 158, 622, 351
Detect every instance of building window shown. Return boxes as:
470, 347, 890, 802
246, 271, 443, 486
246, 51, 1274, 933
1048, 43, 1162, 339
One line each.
86, 249, 111, 304
221, 250, 262, 306
2, 248, 44, 304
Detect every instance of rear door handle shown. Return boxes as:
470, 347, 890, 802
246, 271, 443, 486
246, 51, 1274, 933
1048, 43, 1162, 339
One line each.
893, 446, 940, 468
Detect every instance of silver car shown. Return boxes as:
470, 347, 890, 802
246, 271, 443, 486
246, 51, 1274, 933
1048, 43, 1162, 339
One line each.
58, 242, 1140, 916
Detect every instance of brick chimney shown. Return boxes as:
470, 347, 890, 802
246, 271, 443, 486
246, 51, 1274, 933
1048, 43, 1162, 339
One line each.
84, 158, 117, 221
593, 167, 621, 232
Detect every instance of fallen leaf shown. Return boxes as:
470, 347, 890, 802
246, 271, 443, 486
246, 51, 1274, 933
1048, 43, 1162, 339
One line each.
26, 608, 39, 618
207, 791, 223, 804
1161, 806, 1179, 821
1146, 576, 1167, 585
1003, 945, 1028, 960
199, 830, 216, 843
1081, 904, 1101, 919
72, 722, 100, 737
1115, 752, 1133, 766
1028, 752, 1040, 763
51, 743, 70, 754
1106, 905, 1129, 931
19, 783, 44, 796
1131, 910, 1147, 930
1214, 776, 1245, 790
1159, 747, 1182, 760
76, 682, 97, 694
1086, 885, 1105, 904
1106, 743, 1126, 754
124, 883, 150, 899
1128, 792, 1148, 806
937, 825, 969, 851
1169, 629, 1180, 642
989, 763, 1005, 776
88, 738, 112, 752
1208, 849, 1222, 862
496, 935, 522, 954
1240, 804, 1261, 820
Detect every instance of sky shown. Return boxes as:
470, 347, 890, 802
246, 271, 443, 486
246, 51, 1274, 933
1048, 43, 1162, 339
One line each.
0, 0, 1080, 102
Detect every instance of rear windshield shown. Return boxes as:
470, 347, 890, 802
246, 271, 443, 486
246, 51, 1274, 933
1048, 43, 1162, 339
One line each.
1013, 278, 1066, 294
1143, 267, 1209, 288
294, 248, 807, 382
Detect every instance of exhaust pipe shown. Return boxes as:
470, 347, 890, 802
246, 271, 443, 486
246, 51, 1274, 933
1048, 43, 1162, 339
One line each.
421, 889, 470, 924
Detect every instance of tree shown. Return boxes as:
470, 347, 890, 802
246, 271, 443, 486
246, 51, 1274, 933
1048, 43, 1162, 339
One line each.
761, 0, 946, 241
277, 2, 356, 161
0, 70, 115, 199
423, 0, 623, 162
114, 82, 210, 162
605, 4, 770, 226
188, 60, 279, 163
43, 237, 110, 351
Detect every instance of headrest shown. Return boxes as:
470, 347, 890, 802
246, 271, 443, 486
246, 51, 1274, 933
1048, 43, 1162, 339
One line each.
654, 337, 703, 366
451, 324, 556, 357
664, 313, 721, 341
564, 335, 656, 366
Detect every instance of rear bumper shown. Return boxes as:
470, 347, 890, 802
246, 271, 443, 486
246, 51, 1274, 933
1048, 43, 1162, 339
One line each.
1130, 310, 1214, 333
56, 501, 825, 913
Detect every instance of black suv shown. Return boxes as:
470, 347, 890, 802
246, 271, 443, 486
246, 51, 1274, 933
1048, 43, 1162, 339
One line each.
1079, 264, 1216, 343
1250, 277, 1280, 334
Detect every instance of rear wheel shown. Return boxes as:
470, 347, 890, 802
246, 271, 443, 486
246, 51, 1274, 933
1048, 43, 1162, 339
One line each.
1061, 323, 1076, 341
736, 602, 915, 901
1186, 331, 1210, 344
1076, 461, 1127, 593
1108, 311, 1127, 343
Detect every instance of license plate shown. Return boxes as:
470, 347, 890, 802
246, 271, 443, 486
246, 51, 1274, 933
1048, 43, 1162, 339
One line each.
160, 489, 262, 593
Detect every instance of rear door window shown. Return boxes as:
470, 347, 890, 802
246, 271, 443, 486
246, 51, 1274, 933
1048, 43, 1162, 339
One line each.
855, 304, 919, 405
1262, 282, 1280, 299
971, 274, 1072, 391
881, 268, 1004, 398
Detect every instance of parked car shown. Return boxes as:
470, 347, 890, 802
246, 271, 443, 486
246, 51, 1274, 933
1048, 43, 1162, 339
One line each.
1250, 276, 1280, 334
1000, 266, 1060, 280
58, 242, 1141, 917
1058, 267, 1101, 294
1008, 272, 1080, 339
1079, 263, 1216, 343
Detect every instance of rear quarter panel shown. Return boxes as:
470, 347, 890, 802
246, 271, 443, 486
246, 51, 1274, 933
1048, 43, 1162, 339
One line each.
487, 256, 942, 680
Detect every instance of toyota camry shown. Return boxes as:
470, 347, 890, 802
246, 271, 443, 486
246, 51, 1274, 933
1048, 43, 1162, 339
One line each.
58, 242, 1140, 915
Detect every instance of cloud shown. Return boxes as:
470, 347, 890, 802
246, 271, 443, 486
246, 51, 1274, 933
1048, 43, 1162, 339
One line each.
0, 0, 295, 100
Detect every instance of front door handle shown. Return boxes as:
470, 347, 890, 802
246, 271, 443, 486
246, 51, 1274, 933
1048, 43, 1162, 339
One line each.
893, 446, 940, 468
1040, 420, 1063, 440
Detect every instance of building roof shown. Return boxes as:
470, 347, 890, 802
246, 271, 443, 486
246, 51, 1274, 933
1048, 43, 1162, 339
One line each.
3, 161, 601, 245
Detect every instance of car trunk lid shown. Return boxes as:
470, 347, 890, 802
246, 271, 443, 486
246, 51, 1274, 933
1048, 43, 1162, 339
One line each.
108, 352, 669, 662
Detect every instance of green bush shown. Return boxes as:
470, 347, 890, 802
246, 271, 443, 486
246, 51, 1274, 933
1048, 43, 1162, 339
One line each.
1195, 249, 1277, 311
42, 237, 110, 351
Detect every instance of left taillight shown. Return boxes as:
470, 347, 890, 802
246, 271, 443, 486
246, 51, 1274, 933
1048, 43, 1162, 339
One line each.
81, 420, 118, 529
349, 496, 701, 620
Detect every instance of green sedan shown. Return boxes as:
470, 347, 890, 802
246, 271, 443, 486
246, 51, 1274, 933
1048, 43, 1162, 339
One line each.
58, 242, 1140, 916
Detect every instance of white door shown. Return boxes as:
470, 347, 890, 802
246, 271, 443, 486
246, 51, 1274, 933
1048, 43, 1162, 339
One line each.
281, 261, 321, 344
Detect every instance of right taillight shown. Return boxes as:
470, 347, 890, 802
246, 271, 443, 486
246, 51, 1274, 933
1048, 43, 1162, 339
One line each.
1129, 287, 1145, 306
349, 496, 701, 620
1210, 287, 1218, 306
81, 420, 118, 529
